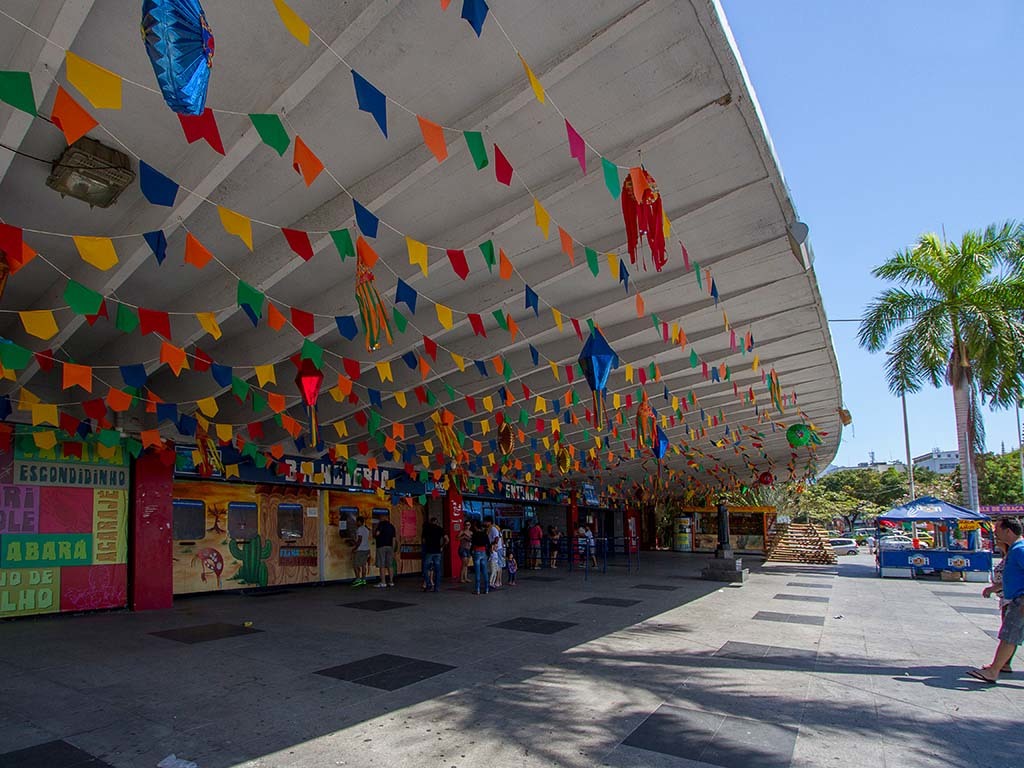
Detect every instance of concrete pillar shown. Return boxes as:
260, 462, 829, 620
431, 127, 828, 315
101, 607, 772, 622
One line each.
716, 501, 732, 558
129, 450, 174, 611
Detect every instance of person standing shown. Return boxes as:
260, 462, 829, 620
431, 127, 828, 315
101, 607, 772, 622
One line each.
506, 550, 519, 586
486, 518, 504, 588
470, 520, 490, 595
549, 526, 562, 568
374, 512, 398, 588
458, 525, 473, 583
421, 516, 448, 593
970, 518, 1024, 683
584, 525, 598, 568
350, 515, 371, 587
528, 520, 543, 569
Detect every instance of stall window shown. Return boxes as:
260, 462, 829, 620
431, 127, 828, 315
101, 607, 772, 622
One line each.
228, 502, 259, 541
278, 503, 304, 539
172, 499, 206, 540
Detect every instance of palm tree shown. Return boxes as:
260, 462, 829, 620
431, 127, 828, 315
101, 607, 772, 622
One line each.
858, 222, 1024, 510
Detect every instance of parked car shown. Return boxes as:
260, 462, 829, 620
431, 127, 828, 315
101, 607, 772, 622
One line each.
830, 538, 859, 556
879, 535, 915, 550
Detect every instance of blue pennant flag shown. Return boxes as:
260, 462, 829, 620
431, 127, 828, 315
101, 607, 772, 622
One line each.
352, 197, 379, 238
474, 360, 488, 377
351, 69, 388, 138
156, 402, 178, 424
395, 278, 418, 314
139, 162, 178, 207
619, 259, 630, 293
402, 351, 418, 370
143, 230, 167, 265
415, 421, 426, 437
335, 315, 358, 340
368, 389, 382, 408
294, 435, 306, 452
211, 364, 233, 387
119, 364, 147, 389
524, 285, 539, 316
0, 395, 10, 421
240, 303, 260, 327
461, 0, 489, 36
178, 414, 197, 437
710, 279, 719, 305
464, 420, 474, 436
529, 344, 539, 366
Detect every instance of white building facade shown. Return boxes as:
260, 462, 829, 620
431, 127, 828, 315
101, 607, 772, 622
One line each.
913, 450, 959, 475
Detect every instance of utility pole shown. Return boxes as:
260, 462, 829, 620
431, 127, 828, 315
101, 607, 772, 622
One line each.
901, 389, 915, 499
1017, 403, 1023, 497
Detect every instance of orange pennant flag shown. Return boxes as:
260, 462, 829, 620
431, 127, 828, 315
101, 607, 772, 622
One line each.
267, 392, 287, 413
160, 341, 188, 376
106, 387, 133, 412
51, 86, 97, 145
506, 314, 519, 341
141, 429, 163, 449
629, 167, 649, 200
417, 115, 447, 162
267, 303, 287, 331
635, 292, 645, 317
356, 236, 378, 268
499, 248, 513, 280
336, 375, 353, 397
559, 227, 575, 265
293, 136, 324, 186
62, 362, 92, 392
184, 232, 213, 269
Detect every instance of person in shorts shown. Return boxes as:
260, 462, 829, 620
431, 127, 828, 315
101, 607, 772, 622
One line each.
374, 513, 398, 588
527, 521, 543, 569
351, 516, 371, 586
970, 517, 1024, 683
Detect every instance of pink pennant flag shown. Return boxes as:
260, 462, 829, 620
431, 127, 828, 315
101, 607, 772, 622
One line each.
565, 120, 586, 174
494, 144, 513, 186
680, 241, 690, 271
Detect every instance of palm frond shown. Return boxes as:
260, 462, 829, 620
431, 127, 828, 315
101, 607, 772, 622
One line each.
857, 288, 939, 352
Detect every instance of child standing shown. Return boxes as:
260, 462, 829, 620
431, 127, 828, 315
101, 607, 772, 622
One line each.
506, 551, 518, 586
489, 546, 503, 589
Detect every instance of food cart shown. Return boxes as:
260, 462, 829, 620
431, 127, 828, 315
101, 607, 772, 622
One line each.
876, 496, 992, 581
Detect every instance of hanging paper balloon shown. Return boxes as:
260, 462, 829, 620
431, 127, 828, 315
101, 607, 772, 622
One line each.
498, 421, 515, 456
622, 167, 666, 271
578, 329, 618, 429
636, 391, 655, 449
786, 424, 813, 448
294, 358, 324, 448
758, 471, 774, 486
654, 426, 669, 460
355, 248, 393, 351
141, 0, 215, 115
557, 446, 571, 475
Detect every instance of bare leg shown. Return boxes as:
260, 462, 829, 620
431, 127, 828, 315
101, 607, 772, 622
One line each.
978, 641, 1018, 681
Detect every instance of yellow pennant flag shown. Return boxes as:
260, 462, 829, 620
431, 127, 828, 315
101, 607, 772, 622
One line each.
335, 443, 349, 459
450, 352, 465, 372
196, 312, 222, 340
216, 423, 233, 442
196, 396, 219, 417
407, 237, 429, 276
534, 396, 546, 414
421, 455, 430, 468
752, 354, 760, 371
613, 393, 621, 409
549, 361, 560, 381
65, 52, 122, 109
550, 419, 559, 434
376, 360, 393, 383
395, 391, 407, 408
20, 310, 58, 340
723, 311, 729, 331
663, 211, 672, 239
255, 364, 276, 387
533, 198, 550, 240
625, 364, 633, 382
218, 206, 253, 250
31, 403, 58, 427
34, 430, 58, 450
423, 438, 435, 455
225, 464, 240, 479
73, 236, 118, 270
519, 53, 545, 103
552, 307, 563, 331
435, 303, 453, 329
542, 436, 550, 450
273, 0, 311, 45
333, 420, 348, 438
18, 387, 40, 411
482, 395, 494, 412
481, 419, 490, 435
607, 252, 617, 275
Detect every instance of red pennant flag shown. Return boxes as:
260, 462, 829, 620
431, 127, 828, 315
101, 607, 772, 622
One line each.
414, 385, 427, 404
343, 357, 361, 380
522, 383, 531, 400
282, 228, 314, 261
83, 398, 106, 421
34, 349, 54, 373
571, 317, 583, 340
353, 411, 368, 428
248, 422, 263, 440
446, 249, 469, 280
178, 108, 225, 154
565, 119, 586, 174
565, 365, 574, 383
51, 86, 97, 145
59, 412, 80, 436
85, 299, 108, 326
0, 223, 23, 265
290, 307, 315, 337
494, 144, 513, 185
468, 313, 487, 337
423, 335, 437, 360
138, 308, 171, 338
193, 347, 213, 372
466, 396, 477, 413
63, 441, 84, 459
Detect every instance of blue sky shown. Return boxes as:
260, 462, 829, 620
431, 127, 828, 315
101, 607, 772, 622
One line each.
721, 0, 1024, 467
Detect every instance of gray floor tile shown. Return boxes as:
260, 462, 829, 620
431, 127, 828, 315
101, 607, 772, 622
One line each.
149, 622, 262, 644
489, 617, 578, 634
953, 605, 1000, 616
0, 739, 114, 768
578, 597, 643, 607
622, 704, 722, 760
314, 653, 454, 691
773, 594, 830, 603
753, 611, 825, 626
338, 599, 416, 611
633, 584, 679, 591
785, 582, 833, 589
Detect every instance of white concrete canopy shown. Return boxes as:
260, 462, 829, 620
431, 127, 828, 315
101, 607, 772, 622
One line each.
0, 0, 843, 491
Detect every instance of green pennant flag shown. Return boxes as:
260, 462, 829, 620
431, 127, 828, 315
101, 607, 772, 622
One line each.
572, 389, 580, 405
374, 431, 386, 447
445, 383, 456, 401
126, 438, 143, 458
601, 157, 620, 199
64, 280, 103, 316
251, 391, 267, 413
693, 261, 703, 291
98, 429, 121, 448
0, 342, 32, 371
456, 431, 466, 447
575, 362, 584, 377
392, 307, 408, 333
330, 228, 355, 262
418, 470, 428, 483
115, 304, 139, 334
651, 313, 660, 331
248, 113, 290, 156
418, 494, 427, 505
301, 338, 324, 369
492, 309, 508, 331
586, 318, 596, 335
502, 360, 513, 383
368, 410, 381, 437
649, 362, 656, 379
690, 349, 699, 368
346, 457, 358, 474
583, 428, 590, 442
231, 376, 251, 402
518, 408, 529, 426
0, 71, 36, 116
585, 247, 599, 277
237, 280, 264, 319
464, 131, 488, 170
479, 240, 496, 272
724, 366, 731, 381
254, 452, 268, 469
426, 388, 437, 406
241, 441, 259, 459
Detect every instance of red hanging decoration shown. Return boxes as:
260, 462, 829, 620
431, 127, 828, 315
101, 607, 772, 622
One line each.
294, 358, 324, 447
621, 167, 666, 272
758, 471, 774, 486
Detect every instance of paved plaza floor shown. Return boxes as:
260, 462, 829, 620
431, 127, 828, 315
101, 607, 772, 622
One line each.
0, 552, 1019, 768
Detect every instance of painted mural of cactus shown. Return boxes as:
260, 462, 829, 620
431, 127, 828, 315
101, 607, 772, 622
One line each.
228, 534, 272, 587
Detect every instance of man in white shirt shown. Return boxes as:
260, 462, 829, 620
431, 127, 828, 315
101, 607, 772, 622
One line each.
351, 516, 371, 587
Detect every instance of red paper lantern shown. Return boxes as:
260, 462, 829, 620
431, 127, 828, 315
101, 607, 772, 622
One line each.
758, 471, 774, 486
294, 358, 324, 446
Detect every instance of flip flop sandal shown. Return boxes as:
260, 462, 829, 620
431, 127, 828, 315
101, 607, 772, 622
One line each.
967, 669, 998, 685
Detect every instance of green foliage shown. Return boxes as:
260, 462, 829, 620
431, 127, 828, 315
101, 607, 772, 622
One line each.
228, 534, 272, 587
802, 467, 957, 529
976, 450, 1024, 505
817, 468, 906, 507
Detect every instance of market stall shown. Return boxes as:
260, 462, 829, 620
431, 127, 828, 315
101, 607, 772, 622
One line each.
876, 497, 992, 581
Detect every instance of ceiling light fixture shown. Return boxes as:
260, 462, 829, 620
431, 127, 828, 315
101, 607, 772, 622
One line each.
45, 136, 135, 208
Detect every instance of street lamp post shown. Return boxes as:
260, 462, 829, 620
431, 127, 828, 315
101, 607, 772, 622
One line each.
901, 389, 915, 500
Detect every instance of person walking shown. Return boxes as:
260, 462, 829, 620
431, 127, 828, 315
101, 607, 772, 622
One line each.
982, 540, 1016, 673
350, 515, 371, 587
374, 512, 398, 588
458, 524, 473, 583
470, 520, 490, 594
421, 516, 447, 592
970, 518, 1024, 683
527, 520, 543, 569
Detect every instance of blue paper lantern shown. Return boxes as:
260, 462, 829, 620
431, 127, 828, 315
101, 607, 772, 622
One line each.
577, 329, 618, 428
654, 426, 669, 460
142, 0, 215, 115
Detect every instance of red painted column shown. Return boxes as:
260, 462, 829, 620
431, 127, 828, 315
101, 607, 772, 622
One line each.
443, 485, 465, 581
130, 450, 175, 611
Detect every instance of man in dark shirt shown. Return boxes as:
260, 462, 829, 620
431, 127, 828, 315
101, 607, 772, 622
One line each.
374, 513, 398, 588
421, 517, 448, 592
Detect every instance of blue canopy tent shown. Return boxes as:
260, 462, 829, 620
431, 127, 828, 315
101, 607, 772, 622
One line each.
876, 497, 992, 579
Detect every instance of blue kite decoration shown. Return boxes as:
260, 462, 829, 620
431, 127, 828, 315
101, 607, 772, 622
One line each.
141, 0, 215, 115
654, 426, 669, 460
578, 329, 618, 429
